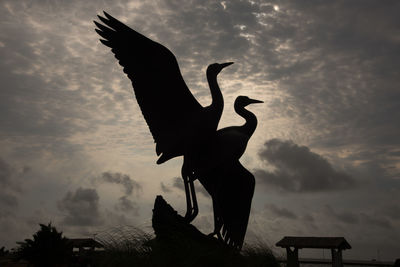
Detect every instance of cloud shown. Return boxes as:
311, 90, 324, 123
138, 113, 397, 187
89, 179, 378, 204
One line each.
115, 196, 139, 215
172, 177, 210, 198
0, 158, 14, 187
255, 139, 356, 193
265, 203, 297, 219
0, 157, 25, 208
324, 205, 359, 225
172, 177, 184, 191
58, 187, 102, 226
160, 182, 171, 193
302, 214, 315, 223
381, 205, 400, 221
0, 157, 22, 192
0, 194, 18, 208
359, 213, 393, 230
324, 205, 393, 230
101, 172, 142, 196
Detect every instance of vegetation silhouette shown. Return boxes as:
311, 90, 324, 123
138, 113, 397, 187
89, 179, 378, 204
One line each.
94, 11, 261, 250
92, 225, 278, 267
15, 223, 72, 267
6, 223, 278, 267
0, 246, 9, 257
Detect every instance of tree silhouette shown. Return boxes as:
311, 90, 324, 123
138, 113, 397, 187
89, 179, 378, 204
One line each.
0, 246, 9, 256
16, 223, 72, 267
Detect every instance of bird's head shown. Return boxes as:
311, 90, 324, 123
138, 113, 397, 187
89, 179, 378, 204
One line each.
207, 62, 234, 76
235, 96, 264, 108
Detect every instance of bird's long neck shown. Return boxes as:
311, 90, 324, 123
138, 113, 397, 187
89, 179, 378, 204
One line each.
206, 72, 224, 123
235, 104, 258, 137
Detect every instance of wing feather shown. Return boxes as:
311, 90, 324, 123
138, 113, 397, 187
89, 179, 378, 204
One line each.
219, 161, 255, 249
199, 161, 255, 249
94, 12, 202, 162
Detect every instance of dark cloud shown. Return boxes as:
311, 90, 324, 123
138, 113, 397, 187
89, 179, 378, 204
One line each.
0, 194, 18, 208
115, 196, 139, 215
0, 158, 24, 207
172, 177, 185, 191
58, 187, 101, 226
160, 182, 171, 193
0, 158, 14, 188
302, 214, 315, 223
359, 213, 393, 230
381, 205, 400, 221
324, 205, 359, 225
101, 172, 142, 196
265, 203, 297, 219
324, 205, 393, 230
255, 139, 356, 193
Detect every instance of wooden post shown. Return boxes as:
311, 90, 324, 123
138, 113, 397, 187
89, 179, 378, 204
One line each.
331, 248, 343, 267
286, 247, 299, 267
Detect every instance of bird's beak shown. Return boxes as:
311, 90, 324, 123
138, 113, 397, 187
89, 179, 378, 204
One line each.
248, 98, 264, 104
220, 62, 234, 69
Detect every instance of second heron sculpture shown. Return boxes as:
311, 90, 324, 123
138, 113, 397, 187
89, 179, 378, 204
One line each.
193, 96, 263, 249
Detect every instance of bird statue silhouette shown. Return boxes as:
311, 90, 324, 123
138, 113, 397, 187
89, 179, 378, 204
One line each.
191, 96, 263, 249
94, 12, 233, 222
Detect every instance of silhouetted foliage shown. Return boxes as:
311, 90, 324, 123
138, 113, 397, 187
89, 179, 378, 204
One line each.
16, 223, 72, 267
0, 246, 9, 256
91, 225, 279, 267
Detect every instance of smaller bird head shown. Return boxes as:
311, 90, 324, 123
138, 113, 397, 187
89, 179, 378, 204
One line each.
207, 62, 234, 76
235, 96, 264, 107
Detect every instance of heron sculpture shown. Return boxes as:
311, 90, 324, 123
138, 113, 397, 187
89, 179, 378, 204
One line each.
192, 96, 263, 249
94, 12, 233, 222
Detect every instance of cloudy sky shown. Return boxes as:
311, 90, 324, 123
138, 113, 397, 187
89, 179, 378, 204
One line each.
1, 0, 399, 261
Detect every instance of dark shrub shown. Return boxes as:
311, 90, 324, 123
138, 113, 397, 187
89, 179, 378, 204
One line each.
16, 223, 72, 267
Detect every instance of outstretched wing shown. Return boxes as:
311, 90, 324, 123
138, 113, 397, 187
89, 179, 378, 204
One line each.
203, 161, 255, 250
94, 12, 202, 162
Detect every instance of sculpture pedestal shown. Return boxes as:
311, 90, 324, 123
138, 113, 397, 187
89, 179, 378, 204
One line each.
152, 195, 220, 246
150, 195, 241, 266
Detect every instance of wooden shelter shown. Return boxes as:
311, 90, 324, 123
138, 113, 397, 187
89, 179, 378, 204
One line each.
276, 236, 351, 267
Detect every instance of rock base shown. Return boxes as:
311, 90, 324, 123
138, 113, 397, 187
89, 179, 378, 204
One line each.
150, 195, 241, 267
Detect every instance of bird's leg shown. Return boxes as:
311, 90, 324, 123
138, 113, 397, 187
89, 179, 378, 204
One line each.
208, 198, 223, 240
182, 160, 198, 223
208, 226, 223, 241
188, 170, 198, 220
182, 163, 193, 222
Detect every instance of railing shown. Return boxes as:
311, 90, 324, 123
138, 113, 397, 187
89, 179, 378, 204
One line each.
277, 258, 393, 267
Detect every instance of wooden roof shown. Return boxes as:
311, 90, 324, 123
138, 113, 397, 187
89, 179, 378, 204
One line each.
68, 238, 103, 248
276, 236, 351, 250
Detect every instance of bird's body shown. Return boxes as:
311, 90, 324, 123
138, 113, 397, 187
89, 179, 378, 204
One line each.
197, 160, 255, 250
192, 96, 261, 172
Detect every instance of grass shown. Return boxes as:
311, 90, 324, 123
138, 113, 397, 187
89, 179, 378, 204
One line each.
90, 226, 280, 267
